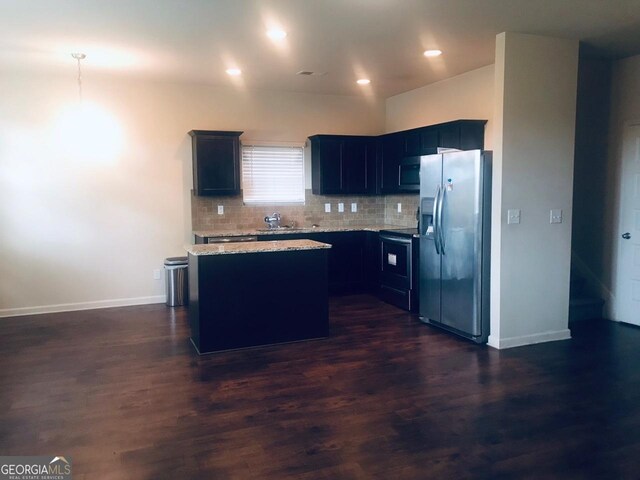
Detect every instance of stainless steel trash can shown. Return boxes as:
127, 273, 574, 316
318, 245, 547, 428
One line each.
165, 256, 188, 306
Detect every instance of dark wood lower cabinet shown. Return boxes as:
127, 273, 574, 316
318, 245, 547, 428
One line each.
364, 231, 381, 293
257, 232, 368, 294
188, 249, 328, 354
198, 231, 386, 297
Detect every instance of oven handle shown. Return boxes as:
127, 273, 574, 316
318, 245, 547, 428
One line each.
379, 234, 412, 245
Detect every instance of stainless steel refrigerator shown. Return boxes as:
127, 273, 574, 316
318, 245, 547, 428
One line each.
418, 150, 491, 343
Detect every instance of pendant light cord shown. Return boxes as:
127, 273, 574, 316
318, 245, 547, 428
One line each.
76, 56, 82, 102
71, 53, 86, 103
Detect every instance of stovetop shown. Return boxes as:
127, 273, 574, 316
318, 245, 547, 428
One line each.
379, 227, 419, 238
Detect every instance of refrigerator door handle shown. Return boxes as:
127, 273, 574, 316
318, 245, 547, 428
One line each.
433, 184, 441, 254
438, 185, 446, 255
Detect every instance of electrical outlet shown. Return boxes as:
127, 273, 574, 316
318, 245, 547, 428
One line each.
507, 209, 521, 225
153, 269, 161, 280
338, 203, 344, 213
217, 205, 224, 215
550, 209, 563, 224
397, 203, 402, 213
351, 203, 357, 213
324, 203, 331, 213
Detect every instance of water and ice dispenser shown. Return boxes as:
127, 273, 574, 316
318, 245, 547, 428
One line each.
420, 197, 435, 238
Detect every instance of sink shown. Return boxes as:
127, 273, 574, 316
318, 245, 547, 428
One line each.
257, 226, 306, 232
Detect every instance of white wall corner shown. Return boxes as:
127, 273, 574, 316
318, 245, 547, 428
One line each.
488, 329, 571, 349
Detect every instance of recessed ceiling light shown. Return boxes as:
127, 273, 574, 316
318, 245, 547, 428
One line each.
226, 68, 242, 76
423, 49, 443, 57
267, 29, 287, 40
357, 78, 371, 85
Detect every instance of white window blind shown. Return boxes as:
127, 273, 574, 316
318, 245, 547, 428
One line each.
241, 144, 305, 204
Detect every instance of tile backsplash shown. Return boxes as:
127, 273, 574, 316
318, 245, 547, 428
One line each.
383, 194, 420, 228
192, 190, 381, 231
192, 190, 419, 232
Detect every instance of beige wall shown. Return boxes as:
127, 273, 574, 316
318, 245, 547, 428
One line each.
489, 33, 579, 348
0, 71, 385, 316
385, 65, 495, 148
603, 54, 640, 319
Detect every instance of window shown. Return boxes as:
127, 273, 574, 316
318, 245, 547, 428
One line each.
241, 143, 305, 204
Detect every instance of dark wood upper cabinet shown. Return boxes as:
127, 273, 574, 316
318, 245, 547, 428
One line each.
311, 120, 486, 195
404, 129, 423, 156
438, 120, 487, 150
310, 135, 376, 195
311, 135, 343, 194
420, 127, 440, 152
343, 137, 377, 194
189, 130, 242, 196
379, 133, 404, 194
379, 120, 487, 194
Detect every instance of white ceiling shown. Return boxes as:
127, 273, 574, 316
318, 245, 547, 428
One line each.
2, 0, 640, 97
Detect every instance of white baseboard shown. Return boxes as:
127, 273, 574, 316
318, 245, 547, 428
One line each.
487, 329, 572, 349
0, 295, 166, 318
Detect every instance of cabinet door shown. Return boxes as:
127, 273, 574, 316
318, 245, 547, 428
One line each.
325, 232, 365, 293
404, 129, 422, 156
257, 231, 367, 293
438, 121, 485, 151
343, 138, 376, 194
380, 134, 403, 193
192, 133, 240, 196
364, 231, 381, 292
420, 127, 439, 154
312, 137, 343, 194
438, 123, 461, 150
459, 122, 486, 150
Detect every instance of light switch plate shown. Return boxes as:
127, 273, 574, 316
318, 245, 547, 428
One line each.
324, 203, 331, 213
550, 209, 563, 224
507, 209, 521, 225
217, 205, 224, 215
351, 203, 357, 213
397, 203, 402, 213
338, 203, 344, 213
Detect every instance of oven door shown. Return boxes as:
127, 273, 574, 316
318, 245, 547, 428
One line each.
380, 234, 413, 310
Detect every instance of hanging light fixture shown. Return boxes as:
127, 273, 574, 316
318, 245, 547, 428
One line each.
50, 52, 124, 164
71, 53, 86, 102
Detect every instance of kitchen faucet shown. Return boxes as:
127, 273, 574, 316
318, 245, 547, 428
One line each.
264, 213, 281, 229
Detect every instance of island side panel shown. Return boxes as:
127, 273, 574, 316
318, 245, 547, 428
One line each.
188, 253, 201, 351
193, 248, 329, 353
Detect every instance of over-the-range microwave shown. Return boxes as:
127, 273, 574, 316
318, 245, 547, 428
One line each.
398, 156, 421, 192
398, 149, 461, 191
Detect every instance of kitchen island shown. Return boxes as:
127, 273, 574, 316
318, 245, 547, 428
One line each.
186, 239, 331, 354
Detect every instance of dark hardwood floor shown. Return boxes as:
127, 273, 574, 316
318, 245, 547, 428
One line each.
1, 295, 639, 479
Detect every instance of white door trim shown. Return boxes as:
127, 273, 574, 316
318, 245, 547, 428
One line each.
612, 122, 640, 324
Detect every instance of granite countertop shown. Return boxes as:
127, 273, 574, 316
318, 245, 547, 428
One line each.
193, 224, 407, 238
186, 239, 332, 256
